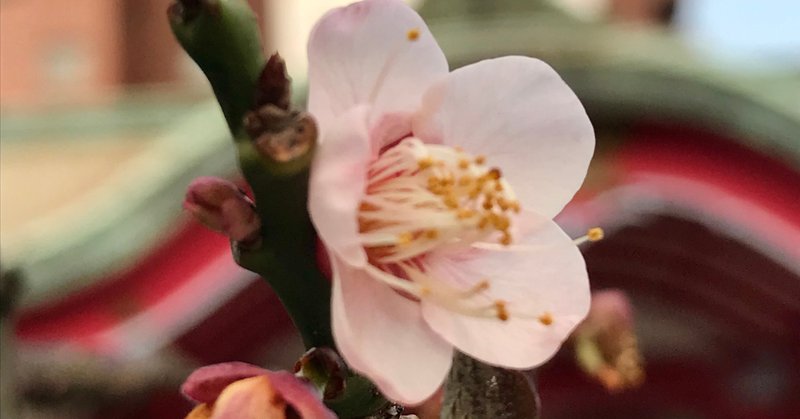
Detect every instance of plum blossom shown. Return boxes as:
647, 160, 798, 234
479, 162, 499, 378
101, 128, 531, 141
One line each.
181, 362, 336, 419
307, 0, 595, 405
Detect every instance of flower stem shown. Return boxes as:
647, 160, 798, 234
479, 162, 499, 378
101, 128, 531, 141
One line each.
168, 0, 264, 138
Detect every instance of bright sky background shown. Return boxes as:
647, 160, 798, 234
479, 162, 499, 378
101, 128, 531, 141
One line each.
675, 0, 800, 68
273, 0, 800, 77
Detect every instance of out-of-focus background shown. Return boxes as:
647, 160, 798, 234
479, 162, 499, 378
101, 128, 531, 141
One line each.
1, 0, 798, 418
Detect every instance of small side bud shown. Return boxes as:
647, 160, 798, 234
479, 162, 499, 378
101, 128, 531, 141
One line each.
294, 347, 347, 401
244, 106, 317, 163
183, 177, 261, 245
573, 289, 645, 392
254, 53, 292, 111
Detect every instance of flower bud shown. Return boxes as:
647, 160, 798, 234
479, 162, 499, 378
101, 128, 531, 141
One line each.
294, 347, 346, 400
182, 362, 336, 419
573, 289, 644, 392
183, 177, 261, 245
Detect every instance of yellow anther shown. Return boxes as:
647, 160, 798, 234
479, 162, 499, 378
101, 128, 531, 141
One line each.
478, 216, 490, 229
458, 159, 470, 169
497, 198, 510, 211
495, 300, 509, 321
425, 229, 440, 239
482, 199, 494, 210
488, 167, 502, 180
538, 312, 553, 326
491, 214, 510, 231
500, 232, 512, 246
494, 182, 504, 192
574, 227, 605, 245
407, 28, 420, 41
458, 176, 473, 187
397, 232, 414, 245
457, 209, 475, 219
510, 201, 521, 213
444, 194, 459, 209
475, 155, 486, 165
418, 157, 434, 170
587, 227, 604, 242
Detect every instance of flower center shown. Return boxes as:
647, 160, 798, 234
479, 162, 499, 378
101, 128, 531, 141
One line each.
356, 138, 524, 321
359, 138, 520, 264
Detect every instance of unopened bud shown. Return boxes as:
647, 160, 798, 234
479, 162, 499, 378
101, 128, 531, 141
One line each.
244, 106, 317, 163
573, 289, 644, 392
183, 177, 261, 245
294, 347, 347, 401
182, 362, 336, 419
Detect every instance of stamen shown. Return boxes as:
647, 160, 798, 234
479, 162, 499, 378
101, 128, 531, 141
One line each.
491, 214, 510, 230
457, 208, 476, 219
573, 227, 605, 245
460, 279, 490, 297
357, 138, 535, 319
407, 28, 420, 41
398, 265, 506, 319
495, 300, 509, 321
538, 312, 554, 326
397, 232, 413, 245
425, 229, 439, 239
418, 157, 434, 170
363, 264, 425, 296
588, 227, 604, 241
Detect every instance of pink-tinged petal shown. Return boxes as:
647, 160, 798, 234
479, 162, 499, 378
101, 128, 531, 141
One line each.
413, 56, 595, 218
211, 375, 285, 419
267, 371, 337, 419
308, 0, 448, 143
331, 257, 453, 405
421, 214, 591, 369
182, 362, 270, 404
309, 106, 372, 267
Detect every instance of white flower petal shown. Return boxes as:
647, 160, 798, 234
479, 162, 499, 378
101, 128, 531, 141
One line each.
413, 56, 595, 218
331, 257, 453, 405
307, 0, 448, 138
308, 106, 372, 267
421, 214, 590, 369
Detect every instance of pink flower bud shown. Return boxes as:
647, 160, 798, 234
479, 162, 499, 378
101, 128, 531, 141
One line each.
182, 362, 336, 419
183, 177, 261, 244
573, 289, 644, 392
